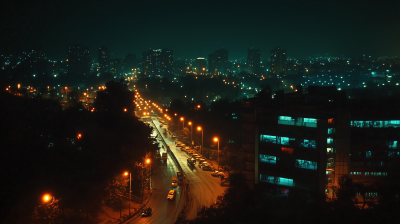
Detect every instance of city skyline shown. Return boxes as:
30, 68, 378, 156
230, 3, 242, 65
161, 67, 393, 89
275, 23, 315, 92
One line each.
1, 0, 399, 61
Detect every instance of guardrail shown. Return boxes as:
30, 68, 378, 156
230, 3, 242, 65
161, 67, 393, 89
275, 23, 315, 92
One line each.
147, 118, 191, 224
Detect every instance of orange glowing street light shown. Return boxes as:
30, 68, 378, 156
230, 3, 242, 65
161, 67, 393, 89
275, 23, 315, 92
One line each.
124, 108, 127, 112
188, 122, 193, 146
197, 126, 203, 154
124, 171, 132, 215
42, 194, 52, 203
77, 133, 82, 139
214, 137, 220, 170
174, 113, 177, 116
197, 105, 201, 109
180, 117, 184, 130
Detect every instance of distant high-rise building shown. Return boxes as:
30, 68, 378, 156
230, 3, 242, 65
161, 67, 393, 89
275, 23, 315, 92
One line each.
124, 53, 136, 73
196, 57, 206, 75
98, 46, 110, 73
271, 47, 287, 77
209, 48, 228, 75
247, 48, 261, 75
66, 44, 91, 75
110, 58, 123, 75
142, 48, 173, 76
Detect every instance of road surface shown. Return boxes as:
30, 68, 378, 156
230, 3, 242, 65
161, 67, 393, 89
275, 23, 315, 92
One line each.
152, 117, 228, 220
126, 126, 181, 224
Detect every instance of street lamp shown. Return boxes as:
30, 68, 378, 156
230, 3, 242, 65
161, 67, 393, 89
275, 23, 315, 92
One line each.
180, 117, 184, 130
42, 194, 53, 203
188, 121, 193, 146
214, 137, 219, 170
197, 126, 203, 154
146, 159, 151, 189
124, 172, 131, 216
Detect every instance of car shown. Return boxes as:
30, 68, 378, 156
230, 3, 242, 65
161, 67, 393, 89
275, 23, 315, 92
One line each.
172, 134, 176, 138
141, 207, 152, 217
167, 190, 175, 200
211, 170, 225, 177
199, 161, 207, 168
160, 124, 163, 127
202, 165, 212, 171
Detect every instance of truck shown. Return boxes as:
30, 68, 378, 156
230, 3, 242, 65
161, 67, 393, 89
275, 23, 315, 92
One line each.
171, 177, 178, 187
177, 172, 183, 182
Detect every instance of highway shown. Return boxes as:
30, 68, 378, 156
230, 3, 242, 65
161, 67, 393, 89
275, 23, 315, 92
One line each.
126, 126, 181, 224
151, 117, 228, 220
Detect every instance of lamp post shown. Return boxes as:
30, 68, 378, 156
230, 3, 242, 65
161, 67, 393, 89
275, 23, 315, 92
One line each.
188, 121, 193, 146
180, 117, 184, 130
214, 137, 219, 170
124, 172, 131, 216
146, 159, 151, 189
197, 126, 203, 154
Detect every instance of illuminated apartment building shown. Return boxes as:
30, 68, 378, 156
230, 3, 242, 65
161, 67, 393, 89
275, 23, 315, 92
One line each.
209, 48, 228, 75
271, 47, 287, 77
66, 44, 91, 75
243, 86, 350, 197
247, 48, 261, 75
142, 48, 173, 76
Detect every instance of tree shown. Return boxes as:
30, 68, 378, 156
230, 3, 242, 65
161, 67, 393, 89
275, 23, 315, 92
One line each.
32, 198, 63, 224
332, 175, 358, 206
102, 176, 128, 218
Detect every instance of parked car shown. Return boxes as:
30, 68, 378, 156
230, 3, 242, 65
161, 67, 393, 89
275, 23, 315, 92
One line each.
160, 124, 163, 127
167, 190, 175, 200
199, 161, 207, 168
211, 170, 225, 177
202, 165, 212, 171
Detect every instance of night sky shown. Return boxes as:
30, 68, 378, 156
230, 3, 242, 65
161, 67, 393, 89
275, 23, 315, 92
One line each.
1, 0, 399, 61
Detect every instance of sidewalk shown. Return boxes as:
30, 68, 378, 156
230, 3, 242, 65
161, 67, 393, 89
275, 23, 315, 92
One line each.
91, 189, 152, 224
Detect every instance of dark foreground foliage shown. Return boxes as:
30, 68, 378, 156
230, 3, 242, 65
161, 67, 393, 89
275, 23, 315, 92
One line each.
0, 80, 156, 223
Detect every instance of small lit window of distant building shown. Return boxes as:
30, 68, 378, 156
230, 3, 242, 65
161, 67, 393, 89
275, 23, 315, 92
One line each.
327, 148, 334, 154
300, 139, 316, 148
328, 118, 334, 124
365, 172, 369, 176
387, 141, 398, 148
281, 147, 293, 154
295, 159, 317, 170
260, 154, 277, 164
327, 138, 334, 144
328, 128, 335, 134
366, 151, 372, 158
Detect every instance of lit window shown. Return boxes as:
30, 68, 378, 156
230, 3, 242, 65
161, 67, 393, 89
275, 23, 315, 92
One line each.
260, 154, 277, 164
295, 159, 317, 170
281, 147, 293, 154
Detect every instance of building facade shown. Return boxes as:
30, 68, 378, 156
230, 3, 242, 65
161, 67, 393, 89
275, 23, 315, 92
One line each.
98, 46, 110, 73
271, 47, 287, 77
66, 44, 91, 76
243, 86, 350, 198
209, 48, 228, 75
142, 48, 173, 76
196, 57, 206, 75
247, 48, 261, 75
